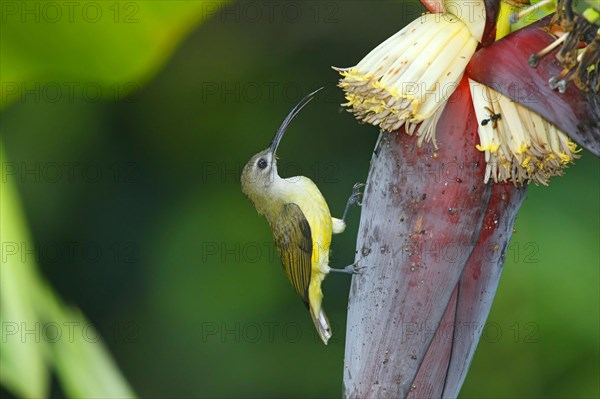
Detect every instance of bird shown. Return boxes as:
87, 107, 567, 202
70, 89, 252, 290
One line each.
240, 88, 363, 344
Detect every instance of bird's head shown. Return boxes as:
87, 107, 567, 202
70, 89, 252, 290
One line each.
241, 148, 278, 206
241, 87, 323, 211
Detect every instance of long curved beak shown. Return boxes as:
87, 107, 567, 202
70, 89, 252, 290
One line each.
269, 87, 324, 154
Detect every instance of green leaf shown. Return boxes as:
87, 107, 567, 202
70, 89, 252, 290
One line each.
37, 286, 136, 399
2, 139, 137, 397
1, 0, 225, 108
0, 143, 49, 398
1, 1, 226, 396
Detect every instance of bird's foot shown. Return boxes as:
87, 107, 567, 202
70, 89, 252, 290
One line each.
341, 183, 365, 222
329, 262, 363, 275
350, 183, 365, 207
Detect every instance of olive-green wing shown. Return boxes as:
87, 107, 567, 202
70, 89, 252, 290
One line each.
273, 203, 312, 303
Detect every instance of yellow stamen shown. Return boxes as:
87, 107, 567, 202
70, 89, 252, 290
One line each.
469, 79, 579, 186
335, 11, 479, 144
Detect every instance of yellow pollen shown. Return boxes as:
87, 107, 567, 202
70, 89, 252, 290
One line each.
568, 141, 582, 153
476, 144, 500, 152
518, 143, 529, 154
559, 153, 572, 163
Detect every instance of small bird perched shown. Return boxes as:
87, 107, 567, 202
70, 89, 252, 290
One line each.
241, 88, 363, 344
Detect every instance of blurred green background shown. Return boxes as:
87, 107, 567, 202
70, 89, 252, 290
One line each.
1, 1, 598, 398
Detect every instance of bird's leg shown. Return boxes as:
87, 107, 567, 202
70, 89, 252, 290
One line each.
341, 183, 365, 223
330, 184, 366, 274
329, 262, 363, 275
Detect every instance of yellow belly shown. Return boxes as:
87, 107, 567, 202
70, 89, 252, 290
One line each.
284, 176, 333, 317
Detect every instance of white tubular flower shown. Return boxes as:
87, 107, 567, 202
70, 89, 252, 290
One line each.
469, 80, 580, 186
335, 0, 486, 145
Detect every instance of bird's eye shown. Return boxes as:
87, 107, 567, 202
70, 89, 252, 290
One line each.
257, 158, 268, 169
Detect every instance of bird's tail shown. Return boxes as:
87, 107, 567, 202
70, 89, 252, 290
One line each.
310, 306, 332, 345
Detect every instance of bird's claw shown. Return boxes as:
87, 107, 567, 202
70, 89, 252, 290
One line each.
346, 263, 364, 275
350, 183, 365, 206
341, 183, 365, 223
329, 262, 364, 275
